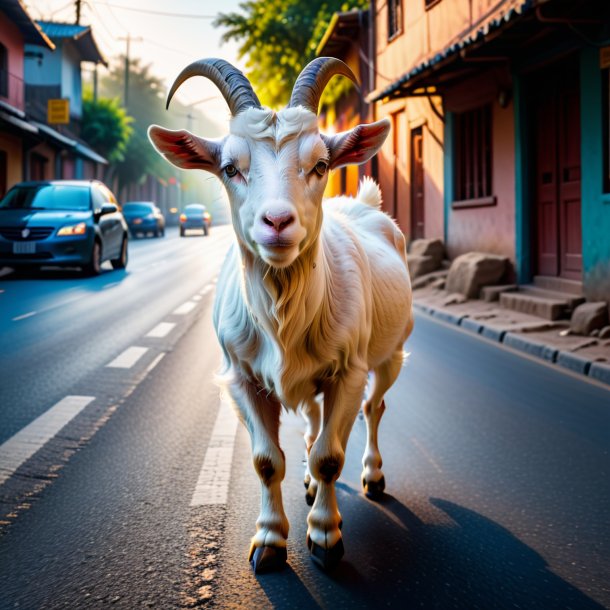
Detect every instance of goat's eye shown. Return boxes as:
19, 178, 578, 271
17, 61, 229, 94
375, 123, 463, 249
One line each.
224, 164, 238, 178
314, 161, 328, 177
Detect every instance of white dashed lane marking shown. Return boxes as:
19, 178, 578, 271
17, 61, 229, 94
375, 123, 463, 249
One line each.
173, 301, 197, 315
0, 396, 95, 486
200, 285, 214, 296
191, 397, 239, 506
12, 311, 37, 321
106, 346, 149, 369
146, 322, 176, 338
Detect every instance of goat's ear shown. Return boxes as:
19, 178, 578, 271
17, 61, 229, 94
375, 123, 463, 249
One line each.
322, 119, 390, 170
148, 125, 221, 173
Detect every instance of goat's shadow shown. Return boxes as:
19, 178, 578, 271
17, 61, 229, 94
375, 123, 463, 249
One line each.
256, 486, 607, 609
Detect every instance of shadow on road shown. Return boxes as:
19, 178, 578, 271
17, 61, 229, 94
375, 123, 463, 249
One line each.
256, 487, 606, 609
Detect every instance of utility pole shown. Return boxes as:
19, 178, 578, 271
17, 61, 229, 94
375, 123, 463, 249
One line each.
75, 0, 81, 24
118, 34, 142, 109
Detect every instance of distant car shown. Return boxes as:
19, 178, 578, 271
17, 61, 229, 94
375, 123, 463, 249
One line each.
180, 204, 211, 237
0, 180, 128, 276
122, 201, 165, 238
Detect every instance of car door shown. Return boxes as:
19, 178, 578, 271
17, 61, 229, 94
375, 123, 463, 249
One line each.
93, 185, 122, 259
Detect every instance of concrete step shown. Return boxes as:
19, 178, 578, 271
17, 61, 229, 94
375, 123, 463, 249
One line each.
518, 285, 585, 312
499, 292, 570, 320
533, 275, 583, 296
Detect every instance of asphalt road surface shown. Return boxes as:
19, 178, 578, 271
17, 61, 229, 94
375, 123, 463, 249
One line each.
0, 225, 608, 609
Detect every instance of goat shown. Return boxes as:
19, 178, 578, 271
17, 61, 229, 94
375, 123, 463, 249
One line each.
149, 57, 413, 573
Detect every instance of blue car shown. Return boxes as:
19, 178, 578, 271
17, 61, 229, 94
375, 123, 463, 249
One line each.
0, 180, 129, 276
179, 203, 211, 237
122, 201, 165, 238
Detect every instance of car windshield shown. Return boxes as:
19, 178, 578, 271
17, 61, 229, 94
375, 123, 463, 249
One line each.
0, 185, 91, 211
123, 203, 153, 214
185, 205, 206, 214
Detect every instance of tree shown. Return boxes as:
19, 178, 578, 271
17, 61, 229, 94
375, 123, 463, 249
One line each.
81, 95, 132, 164
214, 0, 368, 108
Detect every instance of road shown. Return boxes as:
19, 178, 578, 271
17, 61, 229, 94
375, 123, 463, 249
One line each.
0, 226, 609, 609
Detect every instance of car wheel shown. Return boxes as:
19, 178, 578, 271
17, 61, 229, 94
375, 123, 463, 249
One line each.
153, 229, 159, 238
160, 227, 165, 237
84, 240, 102, 276
180, 227, 185, 237
203, 225, 209, 236
111, 236, 128, 270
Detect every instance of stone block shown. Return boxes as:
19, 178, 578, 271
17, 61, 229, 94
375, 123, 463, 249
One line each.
410, 238, 445, 263
408, 254, 440, 279
445, 252, 508, 299
569, 302, 609, 336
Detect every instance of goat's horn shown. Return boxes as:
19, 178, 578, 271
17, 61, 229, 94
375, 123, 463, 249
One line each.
166, 58, 261, 116
289, 57, 358, 115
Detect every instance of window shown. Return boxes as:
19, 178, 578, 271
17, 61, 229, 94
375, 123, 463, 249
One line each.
454, 105, 493, 205
388, 0, 403, 41
0, 43, 8, 98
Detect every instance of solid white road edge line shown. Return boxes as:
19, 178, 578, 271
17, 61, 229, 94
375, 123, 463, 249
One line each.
106, 346, 149, 368
0, 396, 95, 486
145, 352, 165, 375
173, 301, 197, 315
146, 322, 176, 338
191, 397, 239, 506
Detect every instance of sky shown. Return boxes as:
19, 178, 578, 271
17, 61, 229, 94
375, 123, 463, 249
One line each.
25, 0, 247, 128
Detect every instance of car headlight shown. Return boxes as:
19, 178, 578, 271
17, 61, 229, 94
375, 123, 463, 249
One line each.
57, 222, 87, 236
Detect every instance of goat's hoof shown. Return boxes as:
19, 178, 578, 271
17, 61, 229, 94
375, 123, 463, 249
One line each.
249, 545, 287, 575
363, 475, 385, 500
307, 535, 344, 571
305, 490, 315, 506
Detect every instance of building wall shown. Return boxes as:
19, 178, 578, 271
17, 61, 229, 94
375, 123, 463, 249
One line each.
0, 11, 25, 110
24, 42, 62, 85
580, 46, 610, 300
61, 42, 82, 118
0, 132, 23, 192
446, 98, 516, 262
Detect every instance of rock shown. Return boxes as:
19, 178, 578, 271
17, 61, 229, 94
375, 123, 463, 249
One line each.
445, 252, 508, 299
430, 277, 446, 290
443, 292, 467, 306
569, 302, 609, 336
599, 325, 610, 339
410, 238, 445, 264
408, 254, 440, 279
480, 284, 518, 302
411, 269, 448, 289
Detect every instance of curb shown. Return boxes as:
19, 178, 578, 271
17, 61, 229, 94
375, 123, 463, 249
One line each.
413, 302, 610, 388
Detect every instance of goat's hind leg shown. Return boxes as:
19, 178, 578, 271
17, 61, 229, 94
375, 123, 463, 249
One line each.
229, 379, 289, 574
362, 349, 403, 500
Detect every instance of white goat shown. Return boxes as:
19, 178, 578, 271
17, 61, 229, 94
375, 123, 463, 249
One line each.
149, 57, 413, 573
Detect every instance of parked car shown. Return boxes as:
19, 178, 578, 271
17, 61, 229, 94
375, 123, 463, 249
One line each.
0, 180, 128, 276
180, 204, 211, 237
122, 201, 165, 238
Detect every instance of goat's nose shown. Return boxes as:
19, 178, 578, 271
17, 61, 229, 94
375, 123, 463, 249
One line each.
262, 210, 295, 232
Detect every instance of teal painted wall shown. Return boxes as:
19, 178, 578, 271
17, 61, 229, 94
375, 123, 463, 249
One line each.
580, 47, 610, 300
443, 111, 454, 245
513, 75, 532, 284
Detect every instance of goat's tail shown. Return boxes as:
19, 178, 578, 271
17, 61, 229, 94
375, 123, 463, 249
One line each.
357, 176, 383, 209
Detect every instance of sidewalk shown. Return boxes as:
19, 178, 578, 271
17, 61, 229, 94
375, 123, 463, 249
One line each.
412, 282, 610, 388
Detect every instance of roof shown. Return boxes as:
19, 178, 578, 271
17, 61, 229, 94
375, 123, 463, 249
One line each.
316, 10, 365, 58
0, 0, 54, 49
37, 20, 106, 65
369, 0, 533, 102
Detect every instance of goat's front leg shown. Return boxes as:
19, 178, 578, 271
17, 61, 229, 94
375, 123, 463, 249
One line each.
301, 397, 321, 506
307, 366, 367, 570
228, 378, 289, 574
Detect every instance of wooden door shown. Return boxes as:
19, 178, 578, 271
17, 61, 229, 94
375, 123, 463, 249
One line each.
410, 127, 425, 240
533, 60, 582, 280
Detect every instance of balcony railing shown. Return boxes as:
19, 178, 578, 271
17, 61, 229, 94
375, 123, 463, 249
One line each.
0, 69, 25, 111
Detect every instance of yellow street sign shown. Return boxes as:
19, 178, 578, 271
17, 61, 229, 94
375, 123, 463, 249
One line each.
47, 99, 70, 124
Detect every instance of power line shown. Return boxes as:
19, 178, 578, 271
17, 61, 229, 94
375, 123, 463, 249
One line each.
103, 4, 215, 19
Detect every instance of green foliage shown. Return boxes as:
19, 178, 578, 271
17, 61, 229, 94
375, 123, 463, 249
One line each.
81, 96, 132, 163
215, 0, 368, 109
